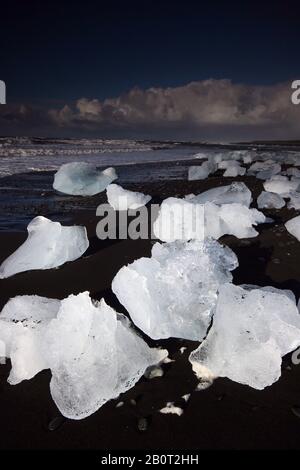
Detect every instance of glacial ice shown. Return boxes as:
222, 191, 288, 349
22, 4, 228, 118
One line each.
189, 283, 300, 390
53, 162, 117, 196
153, 197, 205, 241
242, 153, 253, 164
223, 165, 246, 177
0, 295, 60, 384
160, 402, 184, 416
248, 161, 281, 180
257, 191, 285, 209
263, 175, 300, 195
285, 167, 300, 178
186, 182, 252, 207
0, 292, 167, 419
218, 160, 246, 177
285, 215, 300, 241
0, 216, 89, 279
106, 183, 151, 210
153, 197, 265, 242
287, 192, 300, 210
188, 161, 216, 180
112, 239, 238, 340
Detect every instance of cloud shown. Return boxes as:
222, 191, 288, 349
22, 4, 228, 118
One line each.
1, 79, 300, 140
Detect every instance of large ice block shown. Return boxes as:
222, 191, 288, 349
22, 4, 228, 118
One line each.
112, 239, 238, 340
0, 216, 89, 278
53, 162, 117, 196
189, 284, 300, 390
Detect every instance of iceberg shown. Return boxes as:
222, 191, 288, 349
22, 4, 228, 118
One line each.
189, 284, 300, 390
188, 161, 216, 180
218, 160, 246, 177
285, 167, 300, 178
263, 175, 300, 195
0, 216, 89, 279
0, 295, 60, 384
53, 162, 117, 196
112, 239, 238, 340
287, 192, 300, 210
153, 197, 205, 242
223, 166, 246, 177
185, 182, 252, 207
0, 292, 167, 419
242, 153, 253, 164
106, 184, 151, 210
285, 215, 300, 241
257, 191, 285, 209
248, 161, 281, 180
153, 197, 265, 242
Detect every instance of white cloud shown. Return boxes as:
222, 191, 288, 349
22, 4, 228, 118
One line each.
1, 79, 300, 140
48, 79, 300, 138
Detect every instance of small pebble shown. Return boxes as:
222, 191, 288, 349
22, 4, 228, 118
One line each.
48, 415, 66, 431
182, 394, 191, 402
138, 417, 149, 432
216, 393, 226, 401
144, 366, 164, 379
196, 379, 213, 391
160, 402, 184, 416
163, 356, 175, 364
291, 406, 300, 419
116, 401, 124, 408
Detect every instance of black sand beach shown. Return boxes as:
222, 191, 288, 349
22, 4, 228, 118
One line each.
1, 160, 300, 450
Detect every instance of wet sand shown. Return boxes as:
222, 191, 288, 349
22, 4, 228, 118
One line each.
1, 170, 300, 450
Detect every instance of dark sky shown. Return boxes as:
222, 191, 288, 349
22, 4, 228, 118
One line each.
1, 0, 300, 139
1, 0, 300, 104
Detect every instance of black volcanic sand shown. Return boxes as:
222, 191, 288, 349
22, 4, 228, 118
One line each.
1, 170, 300, 450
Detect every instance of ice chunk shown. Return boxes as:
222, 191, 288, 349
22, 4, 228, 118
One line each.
218, 160, 246, 177
0, 295, 60, 384
205, 203, 265, 239
45, 294, 167, 419
153, 197, 265, 242
224, 165, 246, 177
153, 197, 205, 241
286, 167, 300, 178
0, 292, 167, 419
160, 402, 183, 416
53, 162, 117, 196
188, 161, 216, 180
186, 182, 252, 207
287, 192, 300, 210
106, 184, 151, 210
248, 161, 281, 180
189, 284, 300, 390
112, 239, 238, 340
257, 191, 285, 209
0, 216, 89, 279
285, 215, 300, 241
242, 153, 253, 164
263, 175, 300, 195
